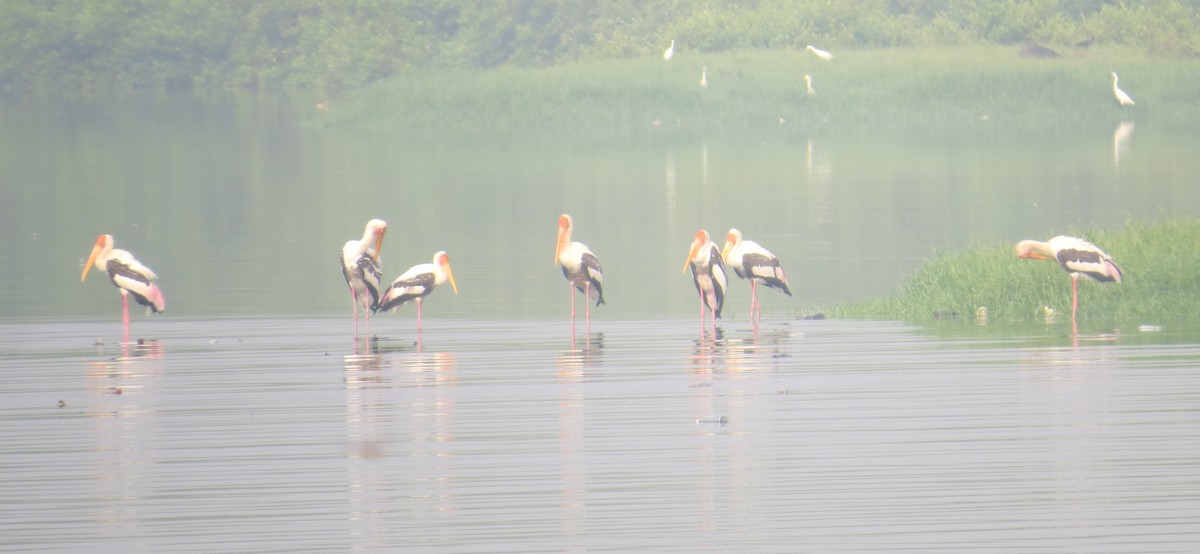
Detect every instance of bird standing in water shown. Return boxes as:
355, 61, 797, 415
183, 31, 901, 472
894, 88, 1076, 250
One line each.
81, 234, 166, 342
683, 230, 728, 336
721, 228, 791, 325
341, 219, 387, 336
1016, 235, 1123, 334
555, 214, 605, 329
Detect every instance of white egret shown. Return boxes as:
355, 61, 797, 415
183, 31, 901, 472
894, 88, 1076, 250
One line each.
803, 74, 815, 96
700, 66, 707, 88
1111, 72, 1134, 106
805, 45, 832, 61
663, 40, 675, 61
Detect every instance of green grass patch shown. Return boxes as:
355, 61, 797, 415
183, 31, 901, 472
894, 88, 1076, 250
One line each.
826, 220, 1200, 325
320, 45, 1200, 138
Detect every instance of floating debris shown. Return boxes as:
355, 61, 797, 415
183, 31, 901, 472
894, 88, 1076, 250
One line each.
57, 400, 67, 408
1138, 324, 1164, 333
696, 415, 728, 425
93, 338, 105, 346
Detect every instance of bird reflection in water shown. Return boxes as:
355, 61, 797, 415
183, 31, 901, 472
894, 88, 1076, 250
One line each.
85, 338, 165, 396
558, 332, 604, 381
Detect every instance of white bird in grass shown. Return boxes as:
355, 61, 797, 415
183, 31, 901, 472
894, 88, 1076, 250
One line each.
683, 230, 728, 335
1111, 72, 1135, 106
81, 234, 166, 342
379, 251, 458, 330
663, 39, 675, 61
805, 45, 833, 61
721, 228, 791, 324
700, 66, 708, 88
340, 219, 387, 336
803, 74, 816, 96
555, 214, 605, 327
1015, 235, 1123, 332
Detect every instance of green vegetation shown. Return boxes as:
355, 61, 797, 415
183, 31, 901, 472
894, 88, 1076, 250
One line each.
322, 46, 1200, 136
2, 0, 1199, 95
826, 220, 1200, 324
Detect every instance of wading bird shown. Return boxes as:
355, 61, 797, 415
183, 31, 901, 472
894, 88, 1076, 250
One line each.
803, 74, 816, 96
700, 66, 708, 88
683, 230, 728, 334
341, 219, 387, 335
663, 39, 675, 61
1111, 72, 1135, 106
379, 251, 458, 330
805, 45, 833, 61
81, 234, 166, 341
1015, 235, 1123, 328
721, 228, 791, 324
555, 214, 605, 327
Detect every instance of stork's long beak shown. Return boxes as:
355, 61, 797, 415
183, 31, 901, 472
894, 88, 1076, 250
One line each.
555, 226, 568, 267
442, 258, 459, 295
720, 240, 733, 260
372, 229, 385, 262
81, 244, 101, 282
683, 240, 702, 274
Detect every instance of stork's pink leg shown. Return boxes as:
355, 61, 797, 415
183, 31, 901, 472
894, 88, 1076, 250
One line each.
416, 299, 424, 330
121, 293, 131, 343
569, 284, 576, 322
1071, 274, 1079, 323
350, 290, 360, 336
585, 282, 592, 325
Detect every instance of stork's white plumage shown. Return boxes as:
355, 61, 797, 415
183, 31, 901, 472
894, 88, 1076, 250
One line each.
805, 45, 833, 61
1016, 235, 1123, 328
341, 219, 387, 336
556, 214, 605, 327
683, 230, 728, 334
721, 228, 791, 324
1111, 72, 1135, 107
379, 251, 458, 330
81, 234, 165, 341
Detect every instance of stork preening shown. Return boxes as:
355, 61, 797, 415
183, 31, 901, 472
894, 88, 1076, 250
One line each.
683, 230, 728, 335
340, 219, 387, 336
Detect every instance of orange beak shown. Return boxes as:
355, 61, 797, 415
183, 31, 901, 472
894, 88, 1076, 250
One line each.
81, 235, 106, 282
555, 224, 568, 267
372, 228, 386, 262
683, 239, 703, 274
81, 245, 101, 282
440, 255, 459, 295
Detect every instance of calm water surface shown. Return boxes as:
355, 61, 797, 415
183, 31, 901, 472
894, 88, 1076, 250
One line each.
3, 95, 1200, 551
2, 317, 1199, 552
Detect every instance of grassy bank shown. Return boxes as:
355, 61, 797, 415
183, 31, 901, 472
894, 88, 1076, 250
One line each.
825, 220, 1200, 324
322, 46, 1200, 136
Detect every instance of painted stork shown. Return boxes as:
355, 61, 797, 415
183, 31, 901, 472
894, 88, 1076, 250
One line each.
1111, 72, 1134, 107
81, 234, 166, 341
341, 219, 387, 335
555, 214, 605, 326
805, 45, 833, 61
683, 230, 728, 333
721, 228, 791, 323
1016, 235, 1123, 326
379, 251, 458, 330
